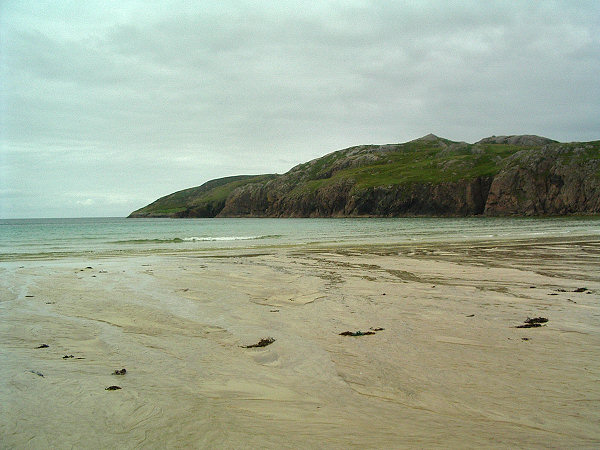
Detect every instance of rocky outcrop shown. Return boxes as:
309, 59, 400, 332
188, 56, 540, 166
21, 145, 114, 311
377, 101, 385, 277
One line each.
476, 135, 558, 146
484, 144, 600, 215
216, 176, 493, 217
129, 135, 600, 218
346, 177, 493, 216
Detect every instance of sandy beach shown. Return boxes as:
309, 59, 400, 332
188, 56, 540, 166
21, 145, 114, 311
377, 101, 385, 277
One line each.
1, 236, 599, 448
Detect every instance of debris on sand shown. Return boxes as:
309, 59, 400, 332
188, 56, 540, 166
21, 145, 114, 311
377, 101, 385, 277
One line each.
36, 344, 49, 349
466, 314, 475, 317
340, 326, 386, 336
525, 317, 548, 324
573, 287, 589, 293
113, 369, 127, 375
242, 337, 275, 348
28, 370, 44, 377
339, 331, 376, 336
105, 386, 121, 391
63, 355, 74, 359
515, 317, 548, 328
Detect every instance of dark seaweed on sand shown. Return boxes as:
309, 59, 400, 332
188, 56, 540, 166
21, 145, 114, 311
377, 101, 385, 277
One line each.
340, 326, 385, 336
242, 337, 275, 348
516, 317, 548, 328
525, 317, 548, 324
339, 331, 376, 336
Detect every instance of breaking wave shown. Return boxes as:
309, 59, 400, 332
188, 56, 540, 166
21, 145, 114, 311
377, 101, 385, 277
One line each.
112, 235, 281, 244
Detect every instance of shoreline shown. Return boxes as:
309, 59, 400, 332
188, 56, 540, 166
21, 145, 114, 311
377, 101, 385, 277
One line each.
2, 232, 600, 263
1, 236, 599, 447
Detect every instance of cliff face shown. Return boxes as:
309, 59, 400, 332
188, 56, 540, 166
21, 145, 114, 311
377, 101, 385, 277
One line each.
129, 135, 600, 218
345, 177, 494, 217
485, 144, 600, 215
218, 177, 493, 217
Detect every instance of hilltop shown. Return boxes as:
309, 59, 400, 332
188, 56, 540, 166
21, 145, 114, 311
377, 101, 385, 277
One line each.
129, 135, 600, 217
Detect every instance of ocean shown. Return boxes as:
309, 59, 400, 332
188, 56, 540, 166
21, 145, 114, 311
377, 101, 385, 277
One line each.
1, 216, 599, 261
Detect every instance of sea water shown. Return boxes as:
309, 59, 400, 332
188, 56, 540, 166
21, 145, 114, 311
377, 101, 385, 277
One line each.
1, 216, 599, 261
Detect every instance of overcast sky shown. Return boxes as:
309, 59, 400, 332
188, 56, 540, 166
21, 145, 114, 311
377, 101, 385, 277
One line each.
1, 1, 599, 218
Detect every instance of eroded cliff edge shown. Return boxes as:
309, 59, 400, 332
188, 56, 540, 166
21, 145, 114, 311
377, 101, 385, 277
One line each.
129, 134, 600, 218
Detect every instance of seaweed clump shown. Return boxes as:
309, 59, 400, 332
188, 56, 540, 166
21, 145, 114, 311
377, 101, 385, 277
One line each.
339, 331, 376, 336
339, 326, 385, 336
242, 337, 275, 348
516, 317, 548, 328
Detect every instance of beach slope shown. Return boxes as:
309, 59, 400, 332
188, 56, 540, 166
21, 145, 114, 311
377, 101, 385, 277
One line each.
1, 237, 599, 447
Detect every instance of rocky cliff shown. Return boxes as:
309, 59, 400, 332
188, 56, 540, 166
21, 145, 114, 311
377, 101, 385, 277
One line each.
484, 143, 600, 215
129, 135, 600, 218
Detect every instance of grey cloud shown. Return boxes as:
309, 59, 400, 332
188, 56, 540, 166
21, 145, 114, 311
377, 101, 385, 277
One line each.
1, 1, 599, 217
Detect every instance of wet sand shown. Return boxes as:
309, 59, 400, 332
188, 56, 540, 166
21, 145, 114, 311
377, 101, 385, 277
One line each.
1, 237, 599, 448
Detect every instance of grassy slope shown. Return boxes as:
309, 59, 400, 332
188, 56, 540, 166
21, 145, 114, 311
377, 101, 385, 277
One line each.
129, 175, 273, 217
350, 144, 523, 187
288, 141, 531, 196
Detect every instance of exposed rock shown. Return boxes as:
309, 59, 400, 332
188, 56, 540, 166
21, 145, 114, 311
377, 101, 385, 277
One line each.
344, 177, 493, 216
476, 135, 557, 146
411, 133, 444, 143
484, 145, 600, 215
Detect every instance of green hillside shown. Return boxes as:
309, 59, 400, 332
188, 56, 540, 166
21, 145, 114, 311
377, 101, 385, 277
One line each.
129, 174, 274, 217
129, 135, 600, 218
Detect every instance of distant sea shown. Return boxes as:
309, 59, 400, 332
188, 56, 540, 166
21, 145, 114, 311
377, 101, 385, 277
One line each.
1, 217, 599, 261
